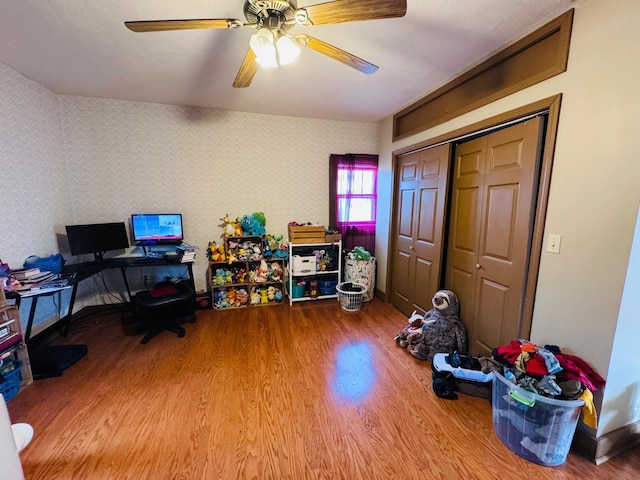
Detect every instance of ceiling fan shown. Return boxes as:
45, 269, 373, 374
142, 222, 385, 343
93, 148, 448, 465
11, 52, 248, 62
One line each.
125, 0, 407, 88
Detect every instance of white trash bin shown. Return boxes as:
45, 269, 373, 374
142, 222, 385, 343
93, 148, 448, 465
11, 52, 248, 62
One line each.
344, 257, 376, 302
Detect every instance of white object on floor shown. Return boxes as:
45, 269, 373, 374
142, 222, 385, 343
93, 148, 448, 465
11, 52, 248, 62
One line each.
0, 393, 25, 480
12, 423, 34, 453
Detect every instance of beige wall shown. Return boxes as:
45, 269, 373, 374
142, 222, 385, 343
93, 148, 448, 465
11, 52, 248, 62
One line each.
0, 64, 379, 333
376, 0, 640, 437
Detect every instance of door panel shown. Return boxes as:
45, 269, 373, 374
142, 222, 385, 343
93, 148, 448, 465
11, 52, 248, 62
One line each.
391, 145, 450, 315
446, 118, 543, 356
398, 189, 415, 239
475, 278, 509, 353
414, 257, 434, 309
393, 250, 412, 303
483, 184, 517, 261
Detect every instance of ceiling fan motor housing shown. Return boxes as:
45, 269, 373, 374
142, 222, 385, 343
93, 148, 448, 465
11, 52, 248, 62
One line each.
244, 0, 297, 33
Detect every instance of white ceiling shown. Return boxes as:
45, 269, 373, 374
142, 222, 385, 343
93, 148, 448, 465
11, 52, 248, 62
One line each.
0, 1, 575, 123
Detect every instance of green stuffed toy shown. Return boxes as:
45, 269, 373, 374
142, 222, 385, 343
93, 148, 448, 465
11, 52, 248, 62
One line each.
350, 246, 371, 261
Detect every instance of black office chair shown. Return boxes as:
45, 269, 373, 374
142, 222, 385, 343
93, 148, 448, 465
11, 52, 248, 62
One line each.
134, 281, 195, 344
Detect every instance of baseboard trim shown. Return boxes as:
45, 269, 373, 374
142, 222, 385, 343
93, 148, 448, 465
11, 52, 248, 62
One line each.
573, 420, 640, 465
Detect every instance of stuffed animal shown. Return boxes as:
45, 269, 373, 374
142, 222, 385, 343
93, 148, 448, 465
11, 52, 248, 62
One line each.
394, 310, 435, 348
236, 288, 249, 306
255, 259, 269, 283
267, 285, 276, 301
269, 262, 283, 282
241, 214, 266, 236
402, 290, 467, 362
214, 268, 226, 286
272, 244, 289, 260
250, 291, 261, 305
220, 214, 237, 237
274, 289, 283, 303
259, 288, 269, 304
207, 241, 226, 262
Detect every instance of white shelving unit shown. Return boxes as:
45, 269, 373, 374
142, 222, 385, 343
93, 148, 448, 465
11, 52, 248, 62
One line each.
288, 241, 342, 304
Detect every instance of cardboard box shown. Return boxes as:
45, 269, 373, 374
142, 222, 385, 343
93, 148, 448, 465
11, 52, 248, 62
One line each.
288, 225, 325, 244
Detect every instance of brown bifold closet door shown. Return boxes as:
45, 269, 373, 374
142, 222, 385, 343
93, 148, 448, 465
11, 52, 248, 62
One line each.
445, 117, 543, 356
390, 144, 450, 316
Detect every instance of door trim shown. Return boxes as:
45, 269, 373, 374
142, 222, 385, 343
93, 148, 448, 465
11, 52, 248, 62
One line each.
386, 94, 562, 341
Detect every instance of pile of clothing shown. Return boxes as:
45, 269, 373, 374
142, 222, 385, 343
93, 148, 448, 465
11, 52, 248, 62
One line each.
491, 339, 605, 428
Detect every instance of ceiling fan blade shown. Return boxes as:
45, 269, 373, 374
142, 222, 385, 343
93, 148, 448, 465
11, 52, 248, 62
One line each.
125, 19, 243, 33
296, 35, 378, 74
300, 0, 406, 26
233, 49, 259, 88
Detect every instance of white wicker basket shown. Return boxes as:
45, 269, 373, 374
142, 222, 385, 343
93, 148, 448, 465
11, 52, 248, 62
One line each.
335, 282, 366, 312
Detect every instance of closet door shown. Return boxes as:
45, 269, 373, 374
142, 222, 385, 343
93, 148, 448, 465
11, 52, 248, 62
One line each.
445, 118, 543, 356
391, 145, 450, 316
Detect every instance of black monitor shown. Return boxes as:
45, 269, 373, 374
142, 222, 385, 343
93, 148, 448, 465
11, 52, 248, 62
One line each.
65, 222, 130, 262
131, 214, 183, 246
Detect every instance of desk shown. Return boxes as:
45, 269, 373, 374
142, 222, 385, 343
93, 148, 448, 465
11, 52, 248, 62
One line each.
14, 257, 195, 379
64, 256, 195, 304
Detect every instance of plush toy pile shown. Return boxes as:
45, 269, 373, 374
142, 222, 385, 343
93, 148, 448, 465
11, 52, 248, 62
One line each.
394, 289, 467, 362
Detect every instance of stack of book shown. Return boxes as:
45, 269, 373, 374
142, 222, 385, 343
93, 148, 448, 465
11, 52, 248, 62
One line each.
0, 318, 22, 353
12, 268, 57, 285
176, 244, 197, 263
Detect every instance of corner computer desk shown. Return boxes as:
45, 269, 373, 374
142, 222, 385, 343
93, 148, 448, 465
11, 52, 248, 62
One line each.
13, 256, 195, 379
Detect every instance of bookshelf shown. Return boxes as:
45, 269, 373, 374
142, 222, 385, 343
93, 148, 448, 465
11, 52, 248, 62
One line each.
0, 304, 33, 389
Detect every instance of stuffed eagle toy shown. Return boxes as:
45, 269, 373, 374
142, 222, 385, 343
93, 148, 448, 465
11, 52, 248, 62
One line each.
395, 289, 467, 362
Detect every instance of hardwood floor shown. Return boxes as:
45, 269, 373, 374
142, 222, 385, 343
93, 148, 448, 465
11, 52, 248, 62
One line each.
7, 299, 640, 479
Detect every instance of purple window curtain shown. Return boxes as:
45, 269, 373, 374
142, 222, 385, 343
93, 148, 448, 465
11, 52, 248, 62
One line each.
329, 154, 378, 256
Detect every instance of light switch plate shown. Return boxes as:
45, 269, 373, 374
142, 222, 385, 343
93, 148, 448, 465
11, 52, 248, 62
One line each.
547, 234, 562, 254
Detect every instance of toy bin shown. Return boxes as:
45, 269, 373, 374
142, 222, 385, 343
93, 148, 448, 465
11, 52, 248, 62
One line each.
318, 277, 338, 296
0, 359, 23, 402
291, 284, 305, 298
492, 370, 584, 466
344, 257, 376, 302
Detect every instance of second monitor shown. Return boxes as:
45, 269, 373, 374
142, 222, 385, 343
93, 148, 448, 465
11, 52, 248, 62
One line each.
131, 213, 183, 246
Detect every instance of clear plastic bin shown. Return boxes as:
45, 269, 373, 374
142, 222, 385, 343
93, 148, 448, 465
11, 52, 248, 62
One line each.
492, 371, 584, 466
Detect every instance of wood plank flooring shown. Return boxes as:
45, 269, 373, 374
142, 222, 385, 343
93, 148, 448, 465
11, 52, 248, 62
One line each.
7, 299, 640, 479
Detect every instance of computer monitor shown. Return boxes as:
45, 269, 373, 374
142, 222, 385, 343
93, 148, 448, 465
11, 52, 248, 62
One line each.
65, 222, 130, 262
131, 214, 184, 246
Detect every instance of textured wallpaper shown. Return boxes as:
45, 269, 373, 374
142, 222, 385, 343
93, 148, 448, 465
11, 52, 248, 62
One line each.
58, 96, 380, 292
1, 62, 379, 332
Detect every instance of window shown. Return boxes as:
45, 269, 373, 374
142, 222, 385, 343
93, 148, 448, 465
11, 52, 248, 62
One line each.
336, 165, 377, 224
329, 154, 378, 255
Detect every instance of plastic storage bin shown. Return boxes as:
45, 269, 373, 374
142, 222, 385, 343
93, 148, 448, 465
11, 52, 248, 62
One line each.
492, 371, 584, 466
291, 284, 305, 298
318, 278, 338, 296
0, 359, 22, 402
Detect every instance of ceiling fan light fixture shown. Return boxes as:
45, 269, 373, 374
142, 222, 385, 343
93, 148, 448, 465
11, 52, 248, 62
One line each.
275, 35, 300, 65
250, 28, 278, 68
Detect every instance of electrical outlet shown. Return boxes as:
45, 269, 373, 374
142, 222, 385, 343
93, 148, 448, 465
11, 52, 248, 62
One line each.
547, 234, 562, 254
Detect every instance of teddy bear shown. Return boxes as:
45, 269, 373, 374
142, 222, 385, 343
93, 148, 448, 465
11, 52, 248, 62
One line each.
394, 310, 434, 348
404, 289, 468, 362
